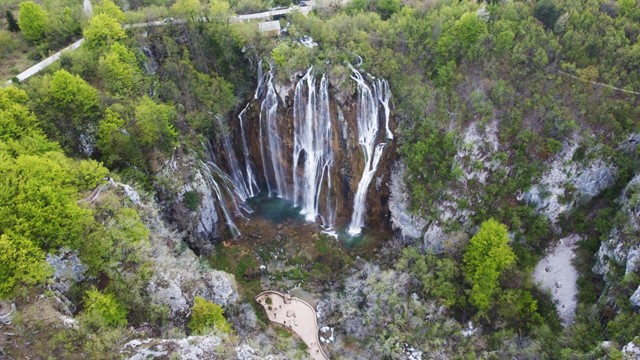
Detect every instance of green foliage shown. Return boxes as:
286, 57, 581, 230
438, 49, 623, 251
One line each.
83, 13, 126, 50
171, 0, 201, 18
397, 247, 462, 307
463, 219, 516, 315
188, 296, 232, 335
436, 12, 487, 64
401, 130, 457, 216
0, 150, 105, 250
346, 0, 369, 15
28, 69, 101, 152
45, 6, 82, 49
97, 108, 144, 168
94, 0, 126, 22
496, 289, 543, 331
6, 11, 20, 32
0, 233, 51, 299
377, 0, 400, 20
18, 1, 48, 42
183, 190, 200, 210
209, 0, 231, 21
82, 288, 128, 328
533, 0, 559, 30
0, 87, 42, 142
47, 70, 101, 127
270, 41, 315, 79
133, 96, 177, 150
98, 42, 142, 96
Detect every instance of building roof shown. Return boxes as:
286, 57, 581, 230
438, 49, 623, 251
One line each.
258, 20, 281, 33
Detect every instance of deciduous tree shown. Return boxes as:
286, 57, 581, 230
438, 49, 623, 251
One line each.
83, 13, 126, 50
18, 1, 48, 42
463, 219, 516, 315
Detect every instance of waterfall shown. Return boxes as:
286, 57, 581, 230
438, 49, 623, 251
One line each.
346, 65, 392, 236
238, 106, 260, 198
201, 141, 248, 238
376, 79, 393, 140
292, 67, 335, 226
215, 115, 257, 201
141, 46, 158, 75
259, 67, 288, 198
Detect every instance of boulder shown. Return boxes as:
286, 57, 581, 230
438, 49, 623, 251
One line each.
46, 248, 87, 294
622, 340, 640, 359
630, 285, 640, 309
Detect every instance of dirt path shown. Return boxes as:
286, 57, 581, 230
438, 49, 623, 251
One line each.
255, 291, 328, 360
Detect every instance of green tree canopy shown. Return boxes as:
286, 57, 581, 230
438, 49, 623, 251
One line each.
533, 0, 560, 30
0, 87, 41, 141
94, 0, 125, 22
82, 288, 128, 328
18, 1, 48, 42
209, 0, 231, 22
436, 11, 487, 63
83, 13, 126, 50
0, 232, 51, 299
463, 219, 516, 315
133, 96, 177, 151
27, 70, 101, 152
171, 0, 201, 19
97, 107, 143, 168
189, 296, 232, 335
377, 0, 400, 20
98, 42, 141, 96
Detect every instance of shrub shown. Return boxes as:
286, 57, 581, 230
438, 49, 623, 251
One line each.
183, 191, 200, 211
82, 288, 128, 328
189, 296, 232, 335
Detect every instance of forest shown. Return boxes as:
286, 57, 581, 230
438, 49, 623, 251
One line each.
1, 0, 640, 358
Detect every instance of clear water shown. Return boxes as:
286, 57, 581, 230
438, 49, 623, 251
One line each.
246, 192, 304, 224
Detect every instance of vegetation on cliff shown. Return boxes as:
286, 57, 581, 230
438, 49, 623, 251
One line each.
1, 0, 640, 358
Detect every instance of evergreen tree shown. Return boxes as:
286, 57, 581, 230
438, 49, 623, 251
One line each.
6, 11, 19, 32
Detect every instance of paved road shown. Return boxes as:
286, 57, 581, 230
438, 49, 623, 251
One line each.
5, 39, 85, 85
5, 4, 314, 85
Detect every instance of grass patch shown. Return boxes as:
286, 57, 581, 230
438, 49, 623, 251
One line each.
209, 245, 261, 301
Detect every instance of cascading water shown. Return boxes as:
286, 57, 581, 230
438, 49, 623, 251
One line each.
201, 141, 247, 238
376, 79, 393, 140
292, 67, 335, 227
346, 64, 392, 236
259, 67, 289, 198
237, 107, 260, 198
216, 115, 257, 201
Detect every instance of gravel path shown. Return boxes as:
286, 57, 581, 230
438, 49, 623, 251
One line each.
256, 291, 328, 360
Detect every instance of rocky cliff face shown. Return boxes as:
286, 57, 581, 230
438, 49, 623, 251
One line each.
169, 64, 397, 252
593, 173, 640, 305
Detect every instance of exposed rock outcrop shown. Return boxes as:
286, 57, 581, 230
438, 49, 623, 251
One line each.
521, 142, 616, 226
143, 202, 238, 324
593, 174, 640, 279
122, 336, 224, 360
388, 161, 427, 241
157, 150, 223, 254
630, 286, 640, 309
46, 248, 87, 294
